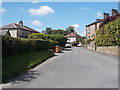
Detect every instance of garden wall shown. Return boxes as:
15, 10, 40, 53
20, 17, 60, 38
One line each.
86, 45, 119, 56
96, 46, 119, 56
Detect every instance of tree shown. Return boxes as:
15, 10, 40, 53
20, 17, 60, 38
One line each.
42, 28, 68, 35
44, 28, 52, 34
66, 26, 75, 34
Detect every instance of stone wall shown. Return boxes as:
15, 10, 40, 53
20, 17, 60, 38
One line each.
96, 46, 119, 56
86, 41, 96, 50
87, 44, 95, 50
86, 45, 119, 56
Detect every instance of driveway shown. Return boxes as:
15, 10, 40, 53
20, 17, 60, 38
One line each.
2, 47, 118, 88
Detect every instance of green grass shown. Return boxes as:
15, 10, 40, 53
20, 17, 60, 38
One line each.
2, 50, 54, 83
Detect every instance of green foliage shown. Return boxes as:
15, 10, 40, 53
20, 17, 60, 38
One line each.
42, 27, 76, 35
66, 26, 75, 33
42, 28, 68, 35
28, 33, 45, 39
2, 50, 54, 83
81, 39, 92, 44
43, 28, 52, 34
49, 34, 67, 47
49, 40, 58, 49
51, 29, 68, 35
95, 17, 120, 46
28, 33, 67, 47
2, 35, 57, 56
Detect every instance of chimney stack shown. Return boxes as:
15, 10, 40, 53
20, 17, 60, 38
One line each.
103, 13, 109, 19
96, 19, 101, 22
19, 21, 23, 26
111, 9, 118, 16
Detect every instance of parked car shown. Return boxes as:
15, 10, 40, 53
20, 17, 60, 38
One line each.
77, 43, 81, 47
65, 42, 71, 48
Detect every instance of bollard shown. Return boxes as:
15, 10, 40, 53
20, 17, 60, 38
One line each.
55, 46, 60, 53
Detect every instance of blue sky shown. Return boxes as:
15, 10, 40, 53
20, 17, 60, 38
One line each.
1, 2, 118, 36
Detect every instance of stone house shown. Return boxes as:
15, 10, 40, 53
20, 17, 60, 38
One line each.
86, 19, 102, 39
86, 9, 119, 40
0, 21, 39, 38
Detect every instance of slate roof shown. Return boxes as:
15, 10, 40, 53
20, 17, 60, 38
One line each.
65, 32, 81, 38
86, 13, 120, 27
0, 29, 9, 35
0, 23, 39, 33
86, 20, 102, 27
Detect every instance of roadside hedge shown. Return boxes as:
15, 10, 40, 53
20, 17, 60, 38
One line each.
95, 16, 120, 46
28, 33, 67, 47
2, 35, 57, 56
49, 34, 67, 47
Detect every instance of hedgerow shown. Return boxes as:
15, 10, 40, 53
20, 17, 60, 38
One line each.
2, 35, 57, 56
95, 16, 120, 46
28, 33, 67, 47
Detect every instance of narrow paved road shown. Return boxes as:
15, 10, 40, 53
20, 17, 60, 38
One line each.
3, 47, 118, 88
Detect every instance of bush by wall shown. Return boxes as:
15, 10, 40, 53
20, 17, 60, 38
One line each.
28, 33, 67, 47
95, 16, 120, 46
2, 35, 57, 56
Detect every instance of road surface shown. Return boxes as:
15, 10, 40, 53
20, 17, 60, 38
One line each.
3, 47, 118, 88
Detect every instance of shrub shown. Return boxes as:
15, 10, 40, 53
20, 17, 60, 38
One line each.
2, 35, 57, 56
49, 40, 58, 49
95, 16, 120, 46
28, 33, 45, 39
49, 34, 67, 47
28, 33, 67, 47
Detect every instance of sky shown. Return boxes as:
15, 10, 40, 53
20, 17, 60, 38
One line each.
0, 2, 118, 36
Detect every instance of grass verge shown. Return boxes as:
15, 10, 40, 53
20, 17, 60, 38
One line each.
2, 50, 54, 83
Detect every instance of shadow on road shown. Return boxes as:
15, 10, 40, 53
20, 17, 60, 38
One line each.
9, 70, 41, 85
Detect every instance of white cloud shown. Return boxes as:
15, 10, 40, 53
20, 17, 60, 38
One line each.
97, 12, 102, 17
79, 31, 86, 36
32, 0, 40, 4
70, 24, 86, 36
70, 24, 80, 31
0, 8, 6, 13
31, 20, 42, 26
81, 7, 91, 10
28, 6, 55, 16
19, 7, 24, 11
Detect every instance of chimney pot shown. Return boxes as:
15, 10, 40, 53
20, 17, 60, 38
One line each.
19, 21, 23, 26
111, 9, 118, 16
103, 13, 109, 19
